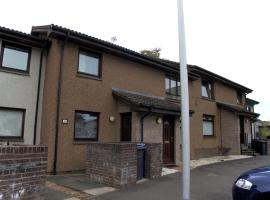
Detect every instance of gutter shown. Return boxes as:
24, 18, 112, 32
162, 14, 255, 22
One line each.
52, 31, 70, 175
32, 27, 178, 74
189, 65, 253, 93
140, 108, 152, 143
33, 45, 45, 145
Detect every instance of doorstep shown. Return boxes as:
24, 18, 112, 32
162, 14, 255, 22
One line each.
161, 167, 180, 176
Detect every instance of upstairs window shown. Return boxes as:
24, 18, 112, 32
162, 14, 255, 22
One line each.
237, 91, 243, 104
0, 42, 31, 73
165, 77, 180, 98
78, 50, 101, 78
246, 105, 253, 112
203, 115, 214, 136
201, 80, 213, 99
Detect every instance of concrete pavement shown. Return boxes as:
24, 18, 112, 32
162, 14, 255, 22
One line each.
95, 156, 270, 200
46, 188, 72, 200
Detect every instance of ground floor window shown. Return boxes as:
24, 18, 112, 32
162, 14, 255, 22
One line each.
203, 115, 214, 136
0, 107, 25, 139
74, 111, 99, 140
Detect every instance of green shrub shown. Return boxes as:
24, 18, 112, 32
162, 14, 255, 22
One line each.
259, 126, 270, 139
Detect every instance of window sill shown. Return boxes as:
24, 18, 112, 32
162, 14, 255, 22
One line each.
201, 97, 215, 102
76, 73, 102, 81
0, 138, 24, 143
73, 140, 98, 145
203, 135, 216, 138
166, 95, 181, 101
0, 67, 29, 76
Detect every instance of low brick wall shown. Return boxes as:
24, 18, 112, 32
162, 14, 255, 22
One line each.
86, 143, 137, 187
144, 143, 162, 178
86, 142, 162, 187
0, 145, 48, 200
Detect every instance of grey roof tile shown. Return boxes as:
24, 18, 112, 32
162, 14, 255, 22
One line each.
112, 88, 180, 112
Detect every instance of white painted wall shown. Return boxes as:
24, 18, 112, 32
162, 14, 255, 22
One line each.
0, 39, 44, 144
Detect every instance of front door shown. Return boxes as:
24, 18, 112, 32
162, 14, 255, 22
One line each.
121, 112, 132, 142
240, 116, 245, 145
163, 115, 175, 165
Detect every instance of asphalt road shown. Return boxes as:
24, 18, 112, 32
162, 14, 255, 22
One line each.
96, 156, 270, 200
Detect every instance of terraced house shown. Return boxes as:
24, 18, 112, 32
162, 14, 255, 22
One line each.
0, 25, 259, 174
0, 27, 47, 145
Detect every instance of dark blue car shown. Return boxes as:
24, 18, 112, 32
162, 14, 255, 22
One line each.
233, 166, 270, 200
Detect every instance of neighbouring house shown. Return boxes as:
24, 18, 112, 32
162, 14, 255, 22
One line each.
0, 27, 47, 145
244, 98, 260, 145
0, 25, 260, 174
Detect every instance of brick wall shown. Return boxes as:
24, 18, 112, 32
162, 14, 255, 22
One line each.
193, 147, 220, 159
86, 142, 162, 187
0, 145, 48, 200
220, 109, 241, 155
144, 143, 162, 178
86, 143, 137, 188
131, 113, 163, 143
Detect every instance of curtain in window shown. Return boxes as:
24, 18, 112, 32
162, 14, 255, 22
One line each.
203, 121, 213, 135
0, 109, 23, 137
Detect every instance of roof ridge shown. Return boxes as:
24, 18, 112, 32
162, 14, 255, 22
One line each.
31, 24, 253, 93
32, 24, 175, 68
0, 26, 47, 44
0, 26, 32, 36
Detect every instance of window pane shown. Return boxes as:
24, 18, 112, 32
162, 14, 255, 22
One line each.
75, 112, 98, 139
165, 78, 170, 93
203, 121, 213, 136
2, 47, 29, 71
201, 80, 213, 99
165, 77, 180, 97
237, 91, 242, 104
78, 52, 99, 76
170, 79, 177, 95
201, 85, 209, 98
0, 109, 24, 137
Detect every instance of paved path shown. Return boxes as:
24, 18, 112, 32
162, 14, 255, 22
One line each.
45, 188, 71, 200
96, 156, 270, 200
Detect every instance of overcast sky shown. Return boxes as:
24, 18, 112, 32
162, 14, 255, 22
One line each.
1, 0, 269, 120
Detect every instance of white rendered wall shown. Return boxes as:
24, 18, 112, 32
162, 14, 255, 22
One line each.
0, 39, 44, 144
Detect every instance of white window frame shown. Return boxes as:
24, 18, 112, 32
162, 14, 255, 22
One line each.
203, 115, 214, 136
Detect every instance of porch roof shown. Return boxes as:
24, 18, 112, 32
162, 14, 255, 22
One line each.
112, 88, 185, 115
217, 101, 260, 118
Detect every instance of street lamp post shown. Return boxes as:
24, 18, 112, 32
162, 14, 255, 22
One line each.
177, 0, 190, 199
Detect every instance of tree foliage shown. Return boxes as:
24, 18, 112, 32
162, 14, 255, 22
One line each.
110, 36, 117, 43
259, 123, 270, 139
140, 48, 161, 58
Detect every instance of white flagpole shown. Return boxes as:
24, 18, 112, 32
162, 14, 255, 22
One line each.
177, 0, 190, 200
